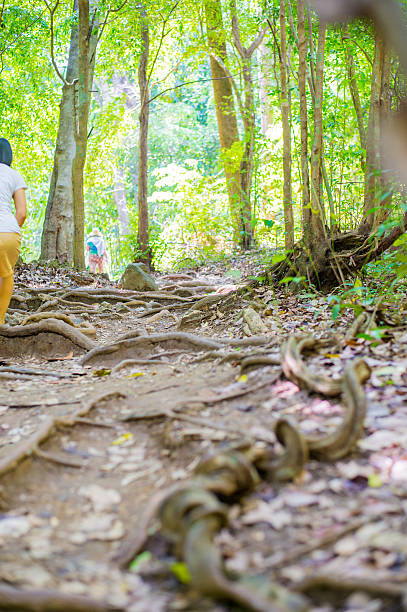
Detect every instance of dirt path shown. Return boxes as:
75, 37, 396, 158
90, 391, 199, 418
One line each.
0, 262, 406, 611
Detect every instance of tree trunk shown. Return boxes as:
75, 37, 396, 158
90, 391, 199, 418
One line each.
113, 166, 131, 236
279, 0, 294, 251
239, 54, 255, 250
297, 0, 311, 246
359, 34, 384, 233
342, 27, 367, 156
204, 0, 243, 247
136, 3, 151, 266
41, 0, 97, 266
40, 1, 79, 263
72, 0, 92, 269
378, 39, 393, 223
258, 38, 273, 136
310, 22, 326, 241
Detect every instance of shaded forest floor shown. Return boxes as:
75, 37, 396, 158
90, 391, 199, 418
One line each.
0, 254, 406, 612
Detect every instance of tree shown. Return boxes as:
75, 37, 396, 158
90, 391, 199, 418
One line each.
136, 2, 151, 265
40, 0, 98, 265
279, 0, 294, 251
204, 0, 243, 247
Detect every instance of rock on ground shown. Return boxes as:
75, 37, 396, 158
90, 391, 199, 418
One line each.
120, 263, 158, 291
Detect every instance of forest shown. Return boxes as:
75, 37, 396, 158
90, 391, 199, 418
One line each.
0, 1, 407, 612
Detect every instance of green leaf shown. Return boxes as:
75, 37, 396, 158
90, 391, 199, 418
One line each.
93, 369, 111, 377
129, 551, 152, 572
271, 253, 286, 265
331, 304, 341, 320
171, 562, 191, 584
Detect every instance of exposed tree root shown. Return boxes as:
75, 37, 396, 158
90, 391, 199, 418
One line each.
81, 332, 230, 368
281, 335, 369, 397
240, 355, 281, 372
306, 359, 370, 461
268, 227, 407, 290
268, 517, 370, 570
345, 312, 369, 341
281, 336, 370, 460
142, 309, 179, 325
0, 584, 122, 611
295, 574, 406, 602
34, 448, 84, 468
183, 371, 282, 406
0, 366, 64, 378
21, 312, 97, 337
0, 320, 95, 359
0, 391, 126, 477
257, 417, 308, 482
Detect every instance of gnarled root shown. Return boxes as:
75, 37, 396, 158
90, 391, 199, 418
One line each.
21, 312, 97, 337
0, 319, 95, 358
0, 584, 122, 611
257, 417, 308, 482
0, 391, 126, 477
306, 359, 370, 461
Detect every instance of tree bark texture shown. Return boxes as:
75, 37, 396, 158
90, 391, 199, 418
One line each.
310, 22, 326, 241
297, 0, 311, 245
136, 4, 151, 265
279, 0, 294, 251
204, 0, 243, 247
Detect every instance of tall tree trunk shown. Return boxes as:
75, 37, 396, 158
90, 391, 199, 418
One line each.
72, 0, 92, 269
113, 166, 130, 236
279, 0, 294, 251
378, 39, 393, 223
41, 0, 97, 265
258, 38, 273, 136
342, 27, 367, 156
136, 3, 151, 265
359, 34, 384, 233
310, 22, 326, 241
229, 0, 265, 250
239, 54, 255, 249
297, 0, 311, 245
40, 1, 79, 263
204, 0, 243, 247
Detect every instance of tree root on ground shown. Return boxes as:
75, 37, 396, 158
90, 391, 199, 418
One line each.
268, 516, 370, 570
0, 391, 126, 477
281, 335, 369, 397
281, 336, 370, 460
0, 584, 122, 612
305, 359, 370, 460
295, 574, 406, 604
21, 312, 97, 337
257, 417, 309, 482
0, 366, 65, 378
80, 332, 246, 368
0, 320, 96, 358
141, 309, 179, 325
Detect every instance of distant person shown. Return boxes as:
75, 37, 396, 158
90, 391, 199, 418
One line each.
86, 228, 107, 274
0, 138, 27, 324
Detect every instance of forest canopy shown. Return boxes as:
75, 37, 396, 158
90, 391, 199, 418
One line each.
2, 0, 407, 284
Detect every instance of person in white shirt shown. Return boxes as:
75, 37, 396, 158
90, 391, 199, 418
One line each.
86, 228, 107, 273
0, 138, 27, 324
